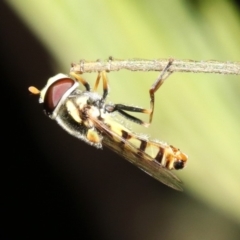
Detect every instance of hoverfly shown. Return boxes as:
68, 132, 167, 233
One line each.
29, 59, 188, 190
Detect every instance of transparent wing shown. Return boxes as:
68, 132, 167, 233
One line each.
91, 116, 183, 191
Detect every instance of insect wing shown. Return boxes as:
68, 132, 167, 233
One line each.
90, 116, 183, 191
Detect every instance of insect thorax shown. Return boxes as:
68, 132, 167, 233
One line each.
54, 89, 104, 148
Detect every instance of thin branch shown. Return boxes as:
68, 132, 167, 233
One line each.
70, 58, 240, 75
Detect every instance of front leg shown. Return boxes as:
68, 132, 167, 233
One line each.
70, 72, 91, 91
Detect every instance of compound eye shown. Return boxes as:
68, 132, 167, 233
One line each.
174, 160, 185, 170
44, 78, 74, 114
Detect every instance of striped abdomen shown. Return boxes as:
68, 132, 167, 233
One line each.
104, 117, 187, 170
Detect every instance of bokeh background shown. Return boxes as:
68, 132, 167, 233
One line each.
1, 0, 240, 239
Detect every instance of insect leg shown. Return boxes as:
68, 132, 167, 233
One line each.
93, 72, 101, 92
70, 72, 90, 91
149, 59, 173, 123
105, 104, 150, 127
101, 71, 109, 101
93, 71, 109, 102
106, 104, 149, 114
104, 59, 173, 126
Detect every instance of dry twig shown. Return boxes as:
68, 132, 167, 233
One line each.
70, 57, 240, 75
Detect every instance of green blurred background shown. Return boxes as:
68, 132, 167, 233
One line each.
2, 0, 240, 239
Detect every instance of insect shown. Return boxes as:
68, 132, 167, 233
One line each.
29, 59, 188, 190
